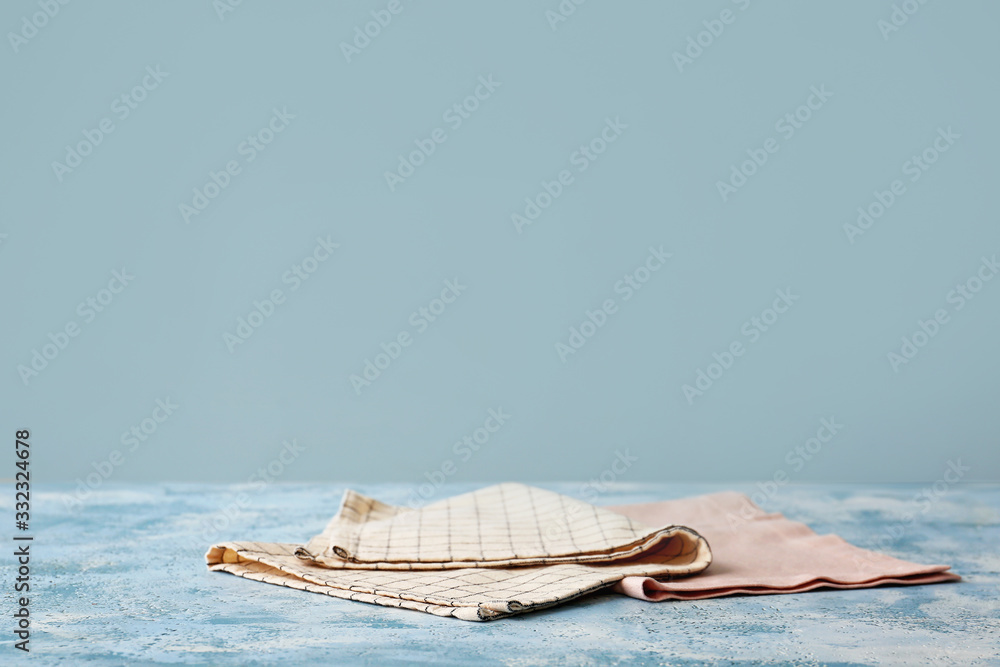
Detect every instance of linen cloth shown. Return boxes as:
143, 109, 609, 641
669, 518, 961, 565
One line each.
206, 483, 712, 621
611, 491, 960, 600
206, 485, 959, 621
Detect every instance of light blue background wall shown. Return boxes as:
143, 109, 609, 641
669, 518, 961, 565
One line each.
2, 1, 998, 486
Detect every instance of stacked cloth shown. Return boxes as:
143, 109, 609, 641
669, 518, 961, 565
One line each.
205, 483, 959, 621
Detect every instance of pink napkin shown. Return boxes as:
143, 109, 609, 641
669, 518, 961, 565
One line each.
607, 491, 960, 601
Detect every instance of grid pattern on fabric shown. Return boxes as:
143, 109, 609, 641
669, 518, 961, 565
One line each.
310, 483, 680, 569
205, 484, 713, 621
207, 527, 708, 621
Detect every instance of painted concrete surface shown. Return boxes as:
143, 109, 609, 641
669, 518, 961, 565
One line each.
2, 483, 998, 666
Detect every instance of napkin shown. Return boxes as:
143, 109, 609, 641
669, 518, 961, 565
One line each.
206, 483, 711, 621
611, 491, 960, 601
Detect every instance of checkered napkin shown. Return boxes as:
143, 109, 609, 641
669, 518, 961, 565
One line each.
205, 483, 712, 621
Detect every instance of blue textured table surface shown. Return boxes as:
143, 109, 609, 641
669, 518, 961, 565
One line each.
3, 483, 998, 666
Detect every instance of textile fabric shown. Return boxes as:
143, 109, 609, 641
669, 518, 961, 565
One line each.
206, 483, 711, 621
206, 485, 958, 621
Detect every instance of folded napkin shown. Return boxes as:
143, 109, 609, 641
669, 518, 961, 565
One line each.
206, 483, 712, 621
610, 491, 960, 600
206, 485, 959, 621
